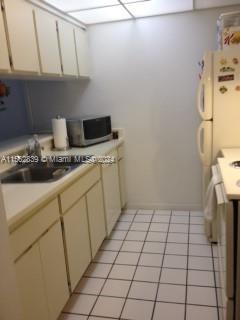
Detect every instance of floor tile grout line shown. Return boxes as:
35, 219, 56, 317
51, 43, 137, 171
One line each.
184, 210, 190, 320
111, 208, 143, 320
101, 241, 211, 250
92, 251, 215, 264
62, 297, 219, 318
150, 209, 173, 320
86, 209, 139, 319
80, 275, 218, 288
62, 292, 221, 306
118, 208, 156, 320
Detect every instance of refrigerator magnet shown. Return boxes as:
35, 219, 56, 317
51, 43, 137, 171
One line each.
218, 74, 234, 82
220, 58, 227, 65
220, 66, 235, 72
233, 58, 239, 65
219, 86, 228, 94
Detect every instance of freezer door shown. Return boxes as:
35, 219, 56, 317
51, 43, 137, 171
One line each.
197, 121, 212, 166
197, 52, 213, 120
212, 48, 240, 161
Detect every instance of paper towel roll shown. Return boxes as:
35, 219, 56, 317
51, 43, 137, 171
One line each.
52, 117, 69, 150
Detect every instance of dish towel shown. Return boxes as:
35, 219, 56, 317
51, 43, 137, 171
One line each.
204, 166, 222, 221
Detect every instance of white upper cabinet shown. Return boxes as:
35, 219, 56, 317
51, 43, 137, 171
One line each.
74, 27, 90, 77
0, 7, 10, 72
34, 8, 62, 75
3, 0, 39, 73
57, 19, 78, 77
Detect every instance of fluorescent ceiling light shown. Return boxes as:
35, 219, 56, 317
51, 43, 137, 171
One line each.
70, 5, 132, 24
43, 0, 240, 25
126, 0, 193, 17
121, 0, 150, 3
45, 0, 119, 12
195, 0, 240, 9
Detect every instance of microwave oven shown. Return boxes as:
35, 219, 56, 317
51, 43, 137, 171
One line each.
66, 115, 112, 147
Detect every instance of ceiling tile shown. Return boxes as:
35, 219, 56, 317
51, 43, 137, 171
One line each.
70, 5, 132, 24
121, 0, 151, 3
126, 0, 193, 18
45, 0, 119, 12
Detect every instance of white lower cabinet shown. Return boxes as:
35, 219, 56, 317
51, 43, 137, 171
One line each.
102, 150, 121, 235
118, 158, 126, 208
15, 221, 69, 320
117, 144, 126, 208
15, 243, 49, 320
39, 222, 69, 320
87, 181, 106, 258
63, 197, 91, 291
13, 145, 124, 319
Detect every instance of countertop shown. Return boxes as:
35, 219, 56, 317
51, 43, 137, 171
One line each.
2, 138, 124, 231
218, 148, 240, 200
0, 134, 52, 158
221, 148, 240, 159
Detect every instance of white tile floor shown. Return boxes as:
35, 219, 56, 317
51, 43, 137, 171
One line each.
59, 209, 220, 320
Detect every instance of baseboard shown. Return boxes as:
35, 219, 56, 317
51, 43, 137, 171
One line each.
125, 202, 203, 212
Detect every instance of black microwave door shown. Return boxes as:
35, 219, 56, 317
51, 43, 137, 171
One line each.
83, 117, 112, 140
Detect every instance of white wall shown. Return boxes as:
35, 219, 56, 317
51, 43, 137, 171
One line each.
26, 6, 240, 210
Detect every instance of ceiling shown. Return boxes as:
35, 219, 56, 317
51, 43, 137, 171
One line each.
43, 0, 240, 25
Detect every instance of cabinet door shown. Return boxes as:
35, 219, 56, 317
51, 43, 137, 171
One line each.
15, 243, 49, 320
102, 151, 121, 235
34, 8, 61, 75
87, 181, 106, 258
0, 7, 10, 72
3, 0, 39, 73
39, 222, 69, 320
118, 158, 126, 208
63, 197, 91, 291
57, 19, 78, 76
74, 27, 90, 77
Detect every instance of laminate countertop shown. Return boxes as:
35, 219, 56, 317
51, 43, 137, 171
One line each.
1, 138, 124, 231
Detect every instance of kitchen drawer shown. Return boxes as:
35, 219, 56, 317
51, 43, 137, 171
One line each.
60, 166, 100, 213
118, 145, 124, 160
10, 199, 59, 261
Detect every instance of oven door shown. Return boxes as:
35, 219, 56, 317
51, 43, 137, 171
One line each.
215, 183, 234, 320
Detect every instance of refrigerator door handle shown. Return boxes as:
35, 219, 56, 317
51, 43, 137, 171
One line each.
197, 121, 205, 164
197, 52, 213, 120
197, 78, 205, 119
197, 121, 212, 166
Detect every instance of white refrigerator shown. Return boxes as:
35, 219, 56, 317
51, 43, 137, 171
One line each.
197, 47, 240, 242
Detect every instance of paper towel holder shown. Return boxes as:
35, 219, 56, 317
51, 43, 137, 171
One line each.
52, 137, 71, 151
52, 115, 71, 151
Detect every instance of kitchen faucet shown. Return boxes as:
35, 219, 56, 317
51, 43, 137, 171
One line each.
26, 134, 42, 158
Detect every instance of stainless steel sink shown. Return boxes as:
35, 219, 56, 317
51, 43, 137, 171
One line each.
1, 166, 72, 183
0, 155, 92, 183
